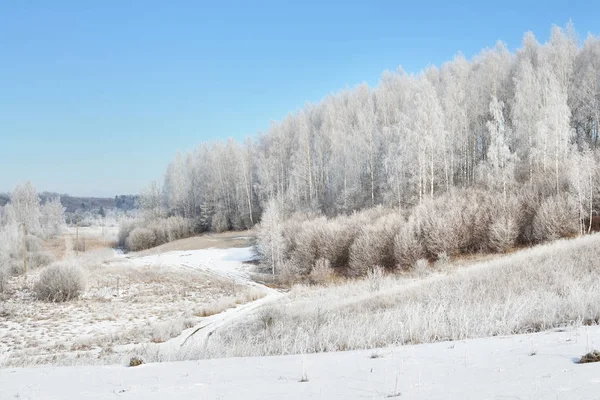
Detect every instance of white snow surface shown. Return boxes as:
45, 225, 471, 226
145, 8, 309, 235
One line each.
121, 246, 266, 288
3, 326, 600, 399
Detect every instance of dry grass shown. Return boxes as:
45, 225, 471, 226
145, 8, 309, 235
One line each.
135, 230, 254, 255
43, 226, 119, 261
0, 248, 262, 367
163, 233, 600, 361
194, 287, 266, 317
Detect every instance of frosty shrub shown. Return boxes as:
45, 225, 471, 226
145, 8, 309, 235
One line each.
418, 196, 464, 256
120, 216, 192, 251
27, 250, 55, 271
118, 220, 137, 248
34, 263, 85, 302
532, 195, 579, 242
435, 251, 450, 267
393, 218, 424, 270
288, 218, 327, 275
349, 214, 402, 276
0, 266, 8, 294
412, 258, 429, 276
25, 234, 45, 253
461, 191, 495, 252
277, 261, 300, 286
126, 228, 157, 252
515, 189, 541, 244
146, 216, 191, 244
211, 210, 229, 233
309, 258, 334, 285
317, 216, 361, 271
366, 265, 385, 293
489, 215, 519, 252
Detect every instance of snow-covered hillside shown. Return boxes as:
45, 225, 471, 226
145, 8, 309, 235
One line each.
2, 326, 600, 399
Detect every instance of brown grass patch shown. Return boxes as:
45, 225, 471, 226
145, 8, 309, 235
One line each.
136, 231, 254, 255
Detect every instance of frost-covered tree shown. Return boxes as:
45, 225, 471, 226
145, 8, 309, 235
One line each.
40, 197, 66, 238
485, 97, 516, 199
139, 181, 164, 220
568, 144, 597, 233
256, 199, 285, 275
6, 181, 41, 234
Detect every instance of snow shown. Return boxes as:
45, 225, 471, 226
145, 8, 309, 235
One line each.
121, 247, 266, 288
5, 243, 600, 398
0, 246, 277, 367
3, 326, 600, 399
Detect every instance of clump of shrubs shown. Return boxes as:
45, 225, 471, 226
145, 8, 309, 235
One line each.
34, 262, 85, 302
119, 216, 192, 251
394, 217, 425, 270
126, 228, 157, 252
579, 350, 600, 364
257, 187, 585, 279
532, 194, 578, 242
349, 214, 403, 276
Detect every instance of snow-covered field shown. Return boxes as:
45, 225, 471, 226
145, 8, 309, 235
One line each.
3, 233, 600, 399
0, 245, 273, 367
2, 326, 600, 399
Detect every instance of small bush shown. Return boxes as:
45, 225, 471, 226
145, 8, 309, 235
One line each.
211, 210, 229, 233
27, 250, 55, 270
489, 215, 518, 252
436, 251, 450, 266
579, 350, 600, 364
318, 217, 360, 271
126, 228, 157, 252
276, 261, 302, 286
412, 258, 429, 276
73, 238, 86, 253
120, 217, 192, 251
25, 235, 45, 253
258, 306, 283, 330
419, 198, 463, 256
0, 266, 8, 294
118, 220, 137, 248
349, 214, 401, 276
309, 258, 335, 285
288, 218, 327, 275
532, 195, 578, 242
129, 357, 144, 367
34, 263, 85, 302
393, 218, 424, 270
366, 265, 385, 293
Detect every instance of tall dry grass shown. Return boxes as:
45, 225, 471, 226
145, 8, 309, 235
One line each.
153, 233, 600, 361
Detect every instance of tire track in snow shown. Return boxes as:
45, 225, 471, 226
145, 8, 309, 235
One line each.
121, 247, 282, 349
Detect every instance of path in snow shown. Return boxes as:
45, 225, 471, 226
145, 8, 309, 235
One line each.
118, 247, 282, 348
3, 326, 600, 399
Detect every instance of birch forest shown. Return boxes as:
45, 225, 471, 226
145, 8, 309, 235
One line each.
144, 25, 600, 237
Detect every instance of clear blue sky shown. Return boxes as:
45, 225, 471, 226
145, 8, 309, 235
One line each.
0, 1, 596, 197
